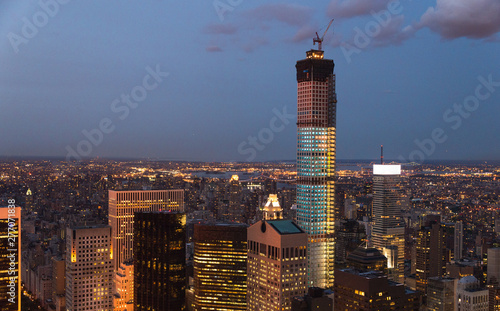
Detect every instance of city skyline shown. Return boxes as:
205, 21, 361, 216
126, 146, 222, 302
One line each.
7, 157, 500, 309
1, 1, 499, 162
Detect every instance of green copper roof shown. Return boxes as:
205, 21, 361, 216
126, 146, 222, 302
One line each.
267, 220, 304, 235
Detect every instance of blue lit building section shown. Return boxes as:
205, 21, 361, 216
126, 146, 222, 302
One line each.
296, 49, 337, 288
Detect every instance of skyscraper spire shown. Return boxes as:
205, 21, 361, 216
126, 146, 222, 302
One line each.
381, 145, 384, 164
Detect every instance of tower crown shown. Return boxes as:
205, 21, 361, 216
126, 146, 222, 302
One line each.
262, 194, 282, 220
306, 49, 324, 59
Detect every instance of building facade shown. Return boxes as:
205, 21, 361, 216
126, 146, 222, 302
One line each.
426, 277, 457, 311
488, 248, 500, 284
114, 261, 133, 311
65, 225, 114, 311
247, 220, 308, 311
193, 224, 247, 311
295, 48, 337, 288
371, 164, 405, 283
455, 221, 464, 261
108, 189, 184, 270
291, 287, 334, 311
416, 219, 447, 294
133, 211, 186, 311
456, 276, 489, 311
346, 245, 387, 273
334, 268, 420, 310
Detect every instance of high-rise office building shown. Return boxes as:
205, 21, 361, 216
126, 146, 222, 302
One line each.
455, 221, 464, 260
456, 276, 489, 311
134, 211, 186, 311
346, 245, 387, 273
336, 219, 366, 266
416, 219, 447, 294
371, 164, 405, 283
65, 225, 114, 311
52, 257, 66, 311
295, 46, 337, 288
247, 220, 308, 311
0, 206, 21, 311
426, 277, 457, 311
193, 224, 247, 311
488, 248, 500, 284
488, 285, 500, 311
227, 175, 243, 222
488, 249, 500, 311
109, 189, 183, 309
114, 261, 133, 311
52, 257, 65, 297
291, 287, 334, 311
109, 189, 184, 270
334, 269, 420, 310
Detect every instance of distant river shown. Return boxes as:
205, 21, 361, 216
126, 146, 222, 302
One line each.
189, 171, 261, 180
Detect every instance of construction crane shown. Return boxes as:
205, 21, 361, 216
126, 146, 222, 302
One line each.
313, 19, 334, 51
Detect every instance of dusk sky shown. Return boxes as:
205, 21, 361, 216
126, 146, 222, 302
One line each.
1, 0, 499, 162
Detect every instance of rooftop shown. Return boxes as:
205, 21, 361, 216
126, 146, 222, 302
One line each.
267, 220, 304, 235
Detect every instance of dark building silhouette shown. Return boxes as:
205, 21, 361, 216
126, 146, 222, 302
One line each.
335, 219, 366, 267
334, 269, 420, 310
416, 217, 447, 294
193, 224, 247, 311
346, 245, 387, 273
291, 287, 333, 311
134, 211, 186, 311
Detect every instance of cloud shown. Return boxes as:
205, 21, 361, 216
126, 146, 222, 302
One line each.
327, 0, 392, 19
243, 3, 313, 27
242, 37, 269, 53
206, 46, 223, 52
336, 15, 415, 50
203, 23, 238, 35
418, 0, 500, 39
204, 3, 315, 53
290, 25, 316, 43
371, 16, 416, 47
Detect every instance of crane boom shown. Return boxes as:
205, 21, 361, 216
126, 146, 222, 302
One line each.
313, 19, 334, 51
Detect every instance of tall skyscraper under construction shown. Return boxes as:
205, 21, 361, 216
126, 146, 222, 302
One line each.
295, 44, 337, 288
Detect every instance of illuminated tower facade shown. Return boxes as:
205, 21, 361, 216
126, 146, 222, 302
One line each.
247, 220, 307, 311
108, 189, 184, 270
114, 261, 134, 311
371, 164, 405, 283
65, 225, 114, 311
193, 224, 247, 311
296, 48, 337, 288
